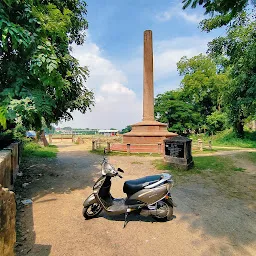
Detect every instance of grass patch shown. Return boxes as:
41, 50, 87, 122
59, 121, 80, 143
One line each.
190, 129, 256, 148
23, 142, 58, 158
153, 155, 237, 175
131, 161, 143, 164
192, 148, 218, 155
233, 167, 245, 172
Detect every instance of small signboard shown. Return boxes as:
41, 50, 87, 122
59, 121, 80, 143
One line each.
164, 135, 193, 170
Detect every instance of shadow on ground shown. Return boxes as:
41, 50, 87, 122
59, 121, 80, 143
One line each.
15, 145, 101, 255
15, 144, 256, 255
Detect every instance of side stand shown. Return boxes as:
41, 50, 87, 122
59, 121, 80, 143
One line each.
123, 211, 129, 228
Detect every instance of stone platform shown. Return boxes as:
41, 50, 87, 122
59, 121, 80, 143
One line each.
110, 120, 176, 154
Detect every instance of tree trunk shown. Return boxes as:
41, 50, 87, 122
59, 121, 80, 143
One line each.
40, 130, 49, 146
235, 120, 244, 138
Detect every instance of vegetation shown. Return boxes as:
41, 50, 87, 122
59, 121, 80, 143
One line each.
153, 155, 240, 174
155, 54, 230, 135
119, 125, 132, 134
190, 129, 256, 148
23, 142, 58, 158
182, 0, 254, 31
155, 2, 256, 138
0, 0, 93, 141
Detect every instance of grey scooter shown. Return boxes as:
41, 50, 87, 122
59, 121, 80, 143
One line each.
83, 150, 175, 227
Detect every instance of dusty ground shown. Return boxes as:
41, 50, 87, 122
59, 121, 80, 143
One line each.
15, 143, 256, 256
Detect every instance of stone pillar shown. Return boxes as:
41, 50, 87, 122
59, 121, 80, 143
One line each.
158, 143, 162, 154
209, 140, 212, 150
107, 142, 110, 152
127, 143, 131, 154
49, 134, 52, 144
92, 141, 96, 150
143, 30, 154, 121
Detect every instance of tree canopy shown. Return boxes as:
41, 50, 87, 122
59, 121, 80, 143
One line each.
0, 0, 94, 133
182, 0, 256, 31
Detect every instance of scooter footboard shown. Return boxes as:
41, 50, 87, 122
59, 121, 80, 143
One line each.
83, 193, 97, 207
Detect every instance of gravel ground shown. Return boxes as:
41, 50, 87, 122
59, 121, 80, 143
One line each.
15, 143, 256, 256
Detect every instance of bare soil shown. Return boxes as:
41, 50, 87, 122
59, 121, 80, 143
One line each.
15, 143, 256, 256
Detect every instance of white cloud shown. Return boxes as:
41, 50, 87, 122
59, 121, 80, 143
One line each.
156, 4, 204, 23
59, 35, 142, 129
154, 36, 212, 81
59, 33, 213, 129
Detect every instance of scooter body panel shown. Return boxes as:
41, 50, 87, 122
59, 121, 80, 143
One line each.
127, 184, 168, 205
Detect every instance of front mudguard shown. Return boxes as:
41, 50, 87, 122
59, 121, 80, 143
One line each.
83, 193, 97, 207
167, 196, 177, 207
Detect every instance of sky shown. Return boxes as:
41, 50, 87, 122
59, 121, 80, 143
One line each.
59, 0, 224, 130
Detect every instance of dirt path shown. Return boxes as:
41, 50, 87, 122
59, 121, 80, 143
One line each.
15, 143, 256, 256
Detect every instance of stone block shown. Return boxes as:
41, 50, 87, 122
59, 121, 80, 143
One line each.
0, 186, 16, 256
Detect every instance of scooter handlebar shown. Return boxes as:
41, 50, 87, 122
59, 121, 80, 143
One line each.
117, 168, 124, 173
117, 173, 123, 178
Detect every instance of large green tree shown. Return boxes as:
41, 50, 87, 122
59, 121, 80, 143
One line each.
0, 0, 94, 133
208, 15, 256, 136
177, 54, 229, 123
182, 0, 255, 31
154, 90, 200, 134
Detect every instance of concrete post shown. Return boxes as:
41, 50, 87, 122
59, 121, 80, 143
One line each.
158, 143, 161, 154
209, 140, 212, 150
127, 143, 131, 154
143, 30, 154, 121
107, 142, 110, 152
72, 135, 74, 143
198, 139, 203, 151
92, 141, 96, 150
49, 134, 52, 144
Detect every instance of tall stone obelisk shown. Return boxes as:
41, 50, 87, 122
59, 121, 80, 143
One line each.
143, 30, 154, 121
123, 30, 177, 150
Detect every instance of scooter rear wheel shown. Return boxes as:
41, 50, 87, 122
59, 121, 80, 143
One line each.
83, 203, 103, 219
152, 199, 173, 222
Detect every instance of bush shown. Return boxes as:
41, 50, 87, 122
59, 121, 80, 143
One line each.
23, 142, 58, 158
206, 111, 228, 135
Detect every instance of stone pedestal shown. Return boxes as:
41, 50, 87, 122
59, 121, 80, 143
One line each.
164, 136, 194, 170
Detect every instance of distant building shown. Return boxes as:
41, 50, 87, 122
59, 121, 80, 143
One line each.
98, 130, 119, 136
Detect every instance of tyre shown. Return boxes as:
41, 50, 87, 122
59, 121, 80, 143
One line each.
82, 203, 103, 219
152, 199, 174, 222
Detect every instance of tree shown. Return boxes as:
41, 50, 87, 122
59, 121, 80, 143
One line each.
206, 111, 228, 135
154, 91, 200, 134
208, 15, 256, 136
177, 54, 229, 123
0, 0, 94, 134
182, 0, 255, 31
119, 125, 132, 134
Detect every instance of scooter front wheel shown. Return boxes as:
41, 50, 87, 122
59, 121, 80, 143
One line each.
83, 203, 103, 219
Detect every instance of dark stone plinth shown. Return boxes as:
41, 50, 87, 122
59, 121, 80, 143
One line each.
164, 136, 194, 170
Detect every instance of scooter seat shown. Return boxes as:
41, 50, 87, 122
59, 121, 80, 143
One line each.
123, 175, 162, 195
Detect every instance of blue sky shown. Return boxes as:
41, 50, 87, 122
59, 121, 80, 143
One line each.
59, 0, 224, 129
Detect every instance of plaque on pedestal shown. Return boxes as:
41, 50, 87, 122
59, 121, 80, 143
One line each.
164, 136, 194, 170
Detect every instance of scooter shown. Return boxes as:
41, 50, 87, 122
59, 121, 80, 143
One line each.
83, 150, 175, 227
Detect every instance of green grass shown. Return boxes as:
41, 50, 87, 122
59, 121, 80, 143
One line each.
131, 161, 143, 164
153, 155, 238, 175
190, 129, 256, 148
234, 152, 256, 164
23, 142, 58, 158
